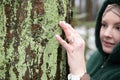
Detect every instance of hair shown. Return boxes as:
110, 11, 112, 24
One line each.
103, 4, 120, 17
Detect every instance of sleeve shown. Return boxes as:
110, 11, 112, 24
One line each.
80, 73, 90, 80
68, 73, 95, 80
80, 73, 97, 80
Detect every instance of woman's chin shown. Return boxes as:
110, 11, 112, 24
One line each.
102, 46, 113, 54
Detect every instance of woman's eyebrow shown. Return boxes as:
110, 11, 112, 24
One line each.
101, 20, 107, 24
114, 22, 120, 25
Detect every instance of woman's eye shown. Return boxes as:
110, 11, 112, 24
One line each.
101, 23, 107, 28
116, 26, 120, 31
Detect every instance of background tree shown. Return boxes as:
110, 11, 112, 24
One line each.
86, 0, 92, 21
0, 0, 72, 80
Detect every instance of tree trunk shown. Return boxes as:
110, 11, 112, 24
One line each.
86, 0, 92, 21
79, 0, 82, 13
0, 0, 72, 80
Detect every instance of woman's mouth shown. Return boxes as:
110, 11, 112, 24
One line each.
103, 41, 115, 47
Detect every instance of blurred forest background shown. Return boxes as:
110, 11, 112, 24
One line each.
72, 0, 104, 59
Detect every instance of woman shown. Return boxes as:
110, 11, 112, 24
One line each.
55, 0, 120, 80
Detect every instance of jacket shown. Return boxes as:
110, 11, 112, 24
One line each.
86, 0, 120, 80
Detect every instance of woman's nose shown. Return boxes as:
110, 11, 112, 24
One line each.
104, 27, 112, 37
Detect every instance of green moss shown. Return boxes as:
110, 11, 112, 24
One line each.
9, 66, 17, 80
39, 0, 67, 79
0, 4, 7, 79
0, 0, 71, 79
0, 4, 6, 37
2, 0, 11, 4
17, 0, 33, 79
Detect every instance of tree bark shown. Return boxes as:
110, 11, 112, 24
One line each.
0, 0, 72, 80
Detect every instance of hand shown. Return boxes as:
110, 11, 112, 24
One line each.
55, 21, 86, 76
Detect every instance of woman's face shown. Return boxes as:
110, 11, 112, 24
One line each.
100, 11, 120, 54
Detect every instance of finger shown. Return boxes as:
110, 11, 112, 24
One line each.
59, 21, 74, 39
55, 34, 69, 49
59, 21, 74, 30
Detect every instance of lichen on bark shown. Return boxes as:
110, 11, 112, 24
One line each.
0, 3, 7, 79
0, 0, 72, 80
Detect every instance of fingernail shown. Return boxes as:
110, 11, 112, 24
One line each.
59, 21, 62, 25
55, 34, 59, 38
59, 21, 65, 25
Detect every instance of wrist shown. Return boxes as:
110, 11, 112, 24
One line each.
70, 67, 86, 76
69, 60, 86, 75
68, 72, 86, 80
